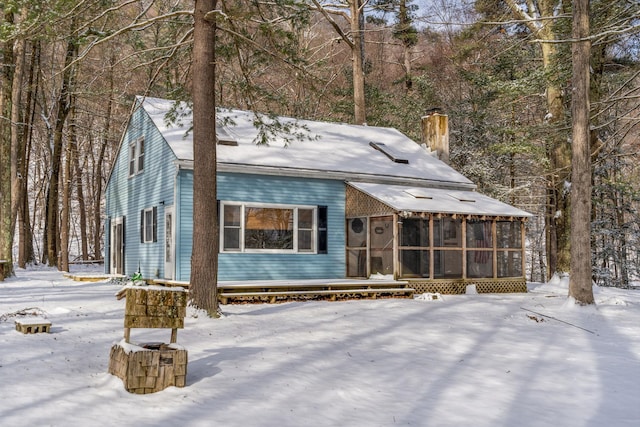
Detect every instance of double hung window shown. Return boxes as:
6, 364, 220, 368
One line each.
221, 202, 323, 253
141, 207, 157, 243
129, 136, 145, 176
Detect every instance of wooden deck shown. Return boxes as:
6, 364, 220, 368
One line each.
147, 278, 415, 304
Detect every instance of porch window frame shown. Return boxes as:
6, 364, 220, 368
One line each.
219, 201, 319, 254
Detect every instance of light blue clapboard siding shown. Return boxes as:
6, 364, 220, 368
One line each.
174, 172, 346, 281
219, 172, 345, 281
175, 169, 193, 281
104, 101, 177, 279
176, 171, 345, 281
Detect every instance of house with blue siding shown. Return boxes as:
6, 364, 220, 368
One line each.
105, 96, 531, 294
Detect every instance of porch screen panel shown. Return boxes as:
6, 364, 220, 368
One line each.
245, 207, 294, 249
496, 221, 523, 277
399, 218, 430, 278
496, 221, 521, 248
497, 251, 522, 277
466, 220, 493, 278
346, 217, 367, 277
370, 216, 394, 275
433, 218, 462, 278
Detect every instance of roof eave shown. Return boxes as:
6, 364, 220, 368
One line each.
174, 160, 477, 191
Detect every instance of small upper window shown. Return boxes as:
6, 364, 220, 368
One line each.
129, 143, 136, 176
137, 137, 145, 173
129, 136, 145, 176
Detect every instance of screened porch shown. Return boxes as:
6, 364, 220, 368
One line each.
345, 182, 531, 294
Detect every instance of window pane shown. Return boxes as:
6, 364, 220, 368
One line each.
347, 218, 367, 247
224, 205, 241, 226
144, 210, 153, 242
129, 144, 136, 175
467, 251, 494, 278
245, 208, 293, 249
224, 228, 240, 251
497, 250, 522, 277
298, 230, 312, 251
496, 221, 521, 248
400, 249, 430, 278
298, 209, 313, 229
466, 220, 493, 248
401, 218, 429, 247
137, 138, 145, 172
433, 250, 462, 278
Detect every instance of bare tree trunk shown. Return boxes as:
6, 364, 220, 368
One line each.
541, 41, 572, 279
93, 55, 115, 261
0, 11, 15, 280
18, 40, 39, 268
503, 0, 571, 279
569, 0, 594, 304
60, 126, 71, 273
10, 9, 28, 237
69, 102, 89, 261
44, 35, 76, 267
190, 0, 219, 316
350, 0, 366, 124
398, 0, 414, 92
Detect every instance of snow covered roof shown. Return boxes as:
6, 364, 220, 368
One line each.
138, 96, 475, 189
349, 182, 532, 218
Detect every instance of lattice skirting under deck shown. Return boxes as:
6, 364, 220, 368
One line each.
408, 278, 527, 294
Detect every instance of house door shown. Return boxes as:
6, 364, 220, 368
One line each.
110, 217, 124, 275
369, 216, 394, 275
164, 206, 175, 280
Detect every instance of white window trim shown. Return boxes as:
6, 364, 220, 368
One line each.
143, 207, 154, 243
128, 136, 145, 177
220, 201, 317, 254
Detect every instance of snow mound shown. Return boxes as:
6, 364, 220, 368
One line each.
415, 292, 443, 301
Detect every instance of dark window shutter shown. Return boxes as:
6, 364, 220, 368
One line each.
122, 216, 126, 273
152, 206, 158, 242
105, 217, 111, 271
140, 210, 144, 243
318, 206, 328, 254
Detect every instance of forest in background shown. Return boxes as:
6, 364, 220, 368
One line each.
0, 0, 638, 286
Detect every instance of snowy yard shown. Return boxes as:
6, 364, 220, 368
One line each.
1, 266, 639, 427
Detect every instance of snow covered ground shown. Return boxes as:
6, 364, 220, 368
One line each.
0, 266, 638, 427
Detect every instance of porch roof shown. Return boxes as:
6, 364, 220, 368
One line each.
348, 182, 532, 218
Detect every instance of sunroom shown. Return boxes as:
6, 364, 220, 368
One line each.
346, 182, 532, 294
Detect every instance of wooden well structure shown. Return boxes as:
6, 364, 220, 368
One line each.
108, 286, 188, 394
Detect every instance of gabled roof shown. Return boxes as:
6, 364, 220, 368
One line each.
348, 182, 532, 218
138, 96, 475, 190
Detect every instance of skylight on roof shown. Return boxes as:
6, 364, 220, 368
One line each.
449, 193, 476, 202
369, 142, 409, 164
216, 126, 238, 146
404, 188, 433, 199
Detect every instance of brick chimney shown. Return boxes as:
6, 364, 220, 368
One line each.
421, 109, 449, 164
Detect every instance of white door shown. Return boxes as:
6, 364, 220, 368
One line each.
110, 217, 124, 275
164, 206, 175, 280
